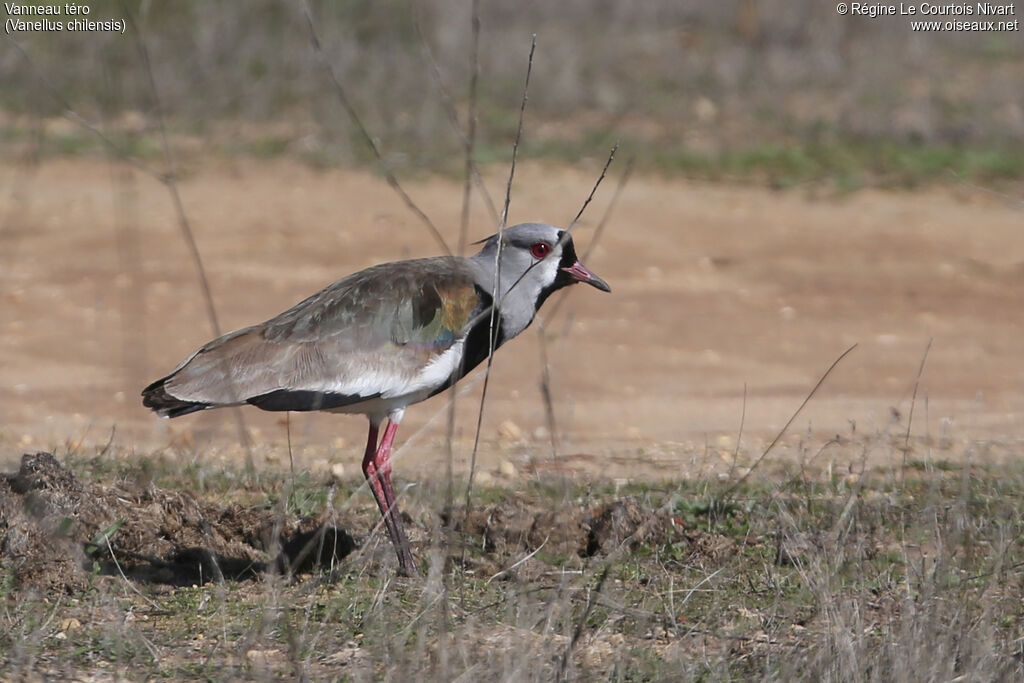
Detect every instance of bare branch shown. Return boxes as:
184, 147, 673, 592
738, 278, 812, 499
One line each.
581, 155, 633, 262
566, 142, 619, 233
123, 4, 254, 462
542, 153, 631, 327
722, 343, 859, 499
902, 337, 933, 485
728, 383, 748, 480
460, 0, 488, 247
557, 564, 611, 681
499, 34, 537, 230
537, 326, 559, 458
301, 0, 451, 255
411, 0, 499, 231
5, 38, 163, 180
464, 33, 536, 512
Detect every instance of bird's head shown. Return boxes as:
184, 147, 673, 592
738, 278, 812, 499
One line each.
471, 222, 610, 310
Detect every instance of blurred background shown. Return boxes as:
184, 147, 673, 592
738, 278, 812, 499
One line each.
2, 1, 1023, 476
4, 0, 1023, 184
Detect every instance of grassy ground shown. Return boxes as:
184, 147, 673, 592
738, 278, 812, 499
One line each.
2, 444, 1022, 681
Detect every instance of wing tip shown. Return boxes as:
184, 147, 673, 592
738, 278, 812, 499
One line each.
142, 377, 210, 418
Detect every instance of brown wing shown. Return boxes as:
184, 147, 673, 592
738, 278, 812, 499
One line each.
142, 257, 485, 416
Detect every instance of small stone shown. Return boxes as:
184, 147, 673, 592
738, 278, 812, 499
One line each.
699, 349, 722, 365
498, 459, 517, 478
497, 419, 525, 443
331, 463, 346, 480
246, 649, 281, 665
694, 96, 717, 122
325, 646, 362, 665
876, 333, 900, 346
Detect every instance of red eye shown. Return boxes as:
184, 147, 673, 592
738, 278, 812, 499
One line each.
530, 242, 552, 259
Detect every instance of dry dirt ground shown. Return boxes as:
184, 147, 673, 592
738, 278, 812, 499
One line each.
1, 158, 1023, 481
0, 451, 659, 595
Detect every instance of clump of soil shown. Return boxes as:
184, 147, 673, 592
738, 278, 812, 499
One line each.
448, 496, 730, 580
582, 499, 648, 556
0, 452, 354, 593
0, 453, 734, 595
446, 498, 588, 579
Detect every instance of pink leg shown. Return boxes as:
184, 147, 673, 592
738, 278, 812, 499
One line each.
361, 419, 417, 575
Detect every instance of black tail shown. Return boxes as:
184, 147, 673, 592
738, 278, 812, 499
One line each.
141, 376, 210, 418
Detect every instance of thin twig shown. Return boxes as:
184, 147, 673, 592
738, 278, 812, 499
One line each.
528, 151, 627, 461
301, 0, 450, 255
97, 425, 118, 459
411, 0, 498, 229
581, 155, 633, 262
722, 343, 859, 499
286, 412, 296, 484
557, 564, 611, 681
902, 337, 933, 486
460, 0, 488, 244
14, 21, 253, 459
540, 150, 629, 328
537, 327, 559, 459
567, 142, 619, 232
4, 38, 162, 179
443, 0, 484, 523
464, 34, 537, 512
680, 567, 724, 607
486, 535, 549, 583
500, 34, 537, 229
124, 6, 221, 337
728, 383, 747, 480
105, 542, 163, 610
122, 3, 254, 464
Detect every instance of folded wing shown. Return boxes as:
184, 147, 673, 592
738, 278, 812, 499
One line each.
142, 257, 485, 417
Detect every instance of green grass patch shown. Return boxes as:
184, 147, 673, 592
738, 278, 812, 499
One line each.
5, 115, 1024, 192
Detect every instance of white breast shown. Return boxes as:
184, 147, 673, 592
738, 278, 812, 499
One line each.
327, 340, 465, 420
384, 339, 465, 399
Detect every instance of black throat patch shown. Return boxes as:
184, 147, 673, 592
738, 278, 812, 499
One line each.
534, 231, 581, 310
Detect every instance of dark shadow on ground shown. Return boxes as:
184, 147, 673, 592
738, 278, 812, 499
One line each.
0, 452, 356, 592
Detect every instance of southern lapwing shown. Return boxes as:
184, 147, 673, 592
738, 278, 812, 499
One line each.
142, 222, 610, 575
